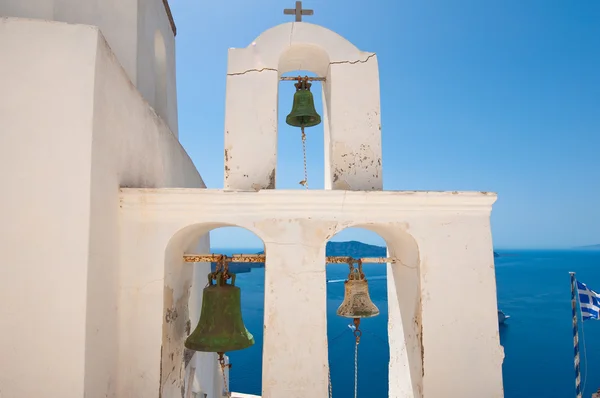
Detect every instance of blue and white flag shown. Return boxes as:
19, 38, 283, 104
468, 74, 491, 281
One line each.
577, 280, 600, 321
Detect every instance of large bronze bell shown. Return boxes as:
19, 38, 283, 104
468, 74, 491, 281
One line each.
336, 260, 380, 319
185, 270, 254, 353
285, 76, 321, 128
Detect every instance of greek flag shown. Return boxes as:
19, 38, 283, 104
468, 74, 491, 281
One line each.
577, 281, 600, 321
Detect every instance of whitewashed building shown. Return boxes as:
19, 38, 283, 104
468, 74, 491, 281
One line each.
0, 1, 504, 397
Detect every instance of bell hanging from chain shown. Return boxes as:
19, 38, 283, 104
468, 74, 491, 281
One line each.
185, 265, 254, 354
336, 259, 380, 319
285, 76, 321, 128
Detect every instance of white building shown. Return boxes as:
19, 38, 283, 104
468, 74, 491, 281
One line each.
0, 1, 504, 397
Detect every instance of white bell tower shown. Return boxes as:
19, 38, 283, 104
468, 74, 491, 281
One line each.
223, 2, 383, 191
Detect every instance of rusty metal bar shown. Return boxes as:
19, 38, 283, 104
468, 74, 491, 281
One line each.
183, 254, 266, 263
183, 254, 395, 264
280, 76, 326, 82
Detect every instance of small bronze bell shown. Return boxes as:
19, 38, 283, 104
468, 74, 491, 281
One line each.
185, 269, 254, 354
285, 76, 321, 128
336, 260, 380, 319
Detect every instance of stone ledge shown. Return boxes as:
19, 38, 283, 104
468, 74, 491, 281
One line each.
119, 188, 497, 216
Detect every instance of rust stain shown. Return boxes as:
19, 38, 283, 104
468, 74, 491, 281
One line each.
267, 169, 275, 189
420, 318, 425, 378
165, 308, 178, 323
160, 284, 192, 398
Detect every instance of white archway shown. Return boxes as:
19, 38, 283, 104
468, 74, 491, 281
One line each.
161, 222, 267, 398
323, 222, 423, 398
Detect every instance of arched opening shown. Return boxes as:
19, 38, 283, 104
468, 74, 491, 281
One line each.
325, 227, 389, 397
277, 70, 325, 189
325, 224, 422, 398
162, 224, 265, 398
276, 43, 331, 190
154, 30, 168, 124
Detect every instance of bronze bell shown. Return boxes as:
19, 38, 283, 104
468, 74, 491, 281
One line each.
285, 76, 322, 128
185, 270, 254, 354
336, 260, 380, 319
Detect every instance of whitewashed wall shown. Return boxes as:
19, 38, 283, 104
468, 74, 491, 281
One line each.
0, 18, 208, 398
120, 188, 505, 398
0, 0, 178, 135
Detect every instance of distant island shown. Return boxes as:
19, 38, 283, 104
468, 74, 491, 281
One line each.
215, 241, 386, 273
574, 244, 600, 250
215, 241, 501, 273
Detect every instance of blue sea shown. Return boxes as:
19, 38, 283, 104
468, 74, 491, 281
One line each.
216, 249, 600, 397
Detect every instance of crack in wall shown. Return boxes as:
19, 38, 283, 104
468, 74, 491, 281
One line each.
226, 67, 278, 76
226, 52, 376, 76
329, 52, 376, 65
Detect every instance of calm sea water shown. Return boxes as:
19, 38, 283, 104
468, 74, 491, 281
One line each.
216, 249, 600, 397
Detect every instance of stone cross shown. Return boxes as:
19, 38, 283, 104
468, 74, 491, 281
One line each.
283, 1, 314, 22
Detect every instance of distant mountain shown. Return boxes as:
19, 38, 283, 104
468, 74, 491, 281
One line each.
326, 241, 387, 257
575, 244, 600, 250
255, 240, 386, 257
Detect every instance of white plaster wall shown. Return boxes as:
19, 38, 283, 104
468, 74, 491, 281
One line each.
0, 18, 207, 398
224, 22, 382, 191
0, 18, 97, 398
91, 26, 206, 398
137, 0, 179, 135
0, 0, 179, 135
119, 189, 504, 398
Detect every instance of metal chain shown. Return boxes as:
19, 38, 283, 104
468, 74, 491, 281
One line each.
354, 340, 359, 398
300, 126, 308, 189
218, 355, 231, 398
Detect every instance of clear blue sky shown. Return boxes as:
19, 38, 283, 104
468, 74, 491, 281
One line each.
170, 0, 599, 250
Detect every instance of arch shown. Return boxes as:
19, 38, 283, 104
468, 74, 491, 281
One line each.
278, 44, 331, 79
249, 22, 362, 69
160, 222, 267, 398
154, 29, 168, 124
323, 223, 423, 398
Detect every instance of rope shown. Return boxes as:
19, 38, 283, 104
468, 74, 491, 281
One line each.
327, 327, 354, 398
218, 355, 231, 398
300, 126, 308, 189
354, 340, 359, 398
328, 367, 333, 398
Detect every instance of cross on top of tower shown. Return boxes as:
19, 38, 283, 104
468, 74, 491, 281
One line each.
283, 1, 314, 22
